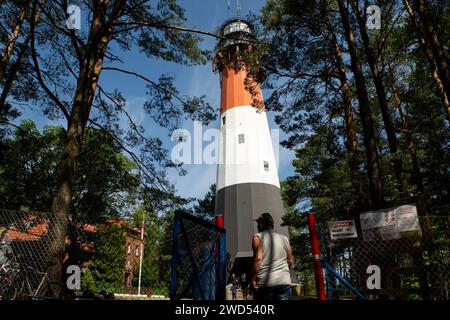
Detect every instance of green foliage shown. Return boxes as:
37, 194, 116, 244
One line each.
255, 6, 450, 298
1, 0, 217, 233
73, 129, 140, 221
257, 0, 450, 228
281, 127, 358, 223
193, 184, 216, 221
130, 205, 173, 292
151, 286, 169, 297
81, 269, 97, 293
0, 120, 140, 220
0, 120, 62, 211
88, 224, 127, 293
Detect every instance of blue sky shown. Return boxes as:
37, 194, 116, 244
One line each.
15, 0, 296, 201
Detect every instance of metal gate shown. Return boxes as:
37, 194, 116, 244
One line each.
170, 210, 226, 300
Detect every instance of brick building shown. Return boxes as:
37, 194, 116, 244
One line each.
2, 215, 143, 289
77, 219, 144, 289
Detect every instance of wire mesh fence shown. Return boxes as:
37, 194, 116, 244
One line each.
170, 210, 226, 300
0, 209, 67, 299
3, 207, 447, 300
0, 208, 164, 299
321, 216, 450, 300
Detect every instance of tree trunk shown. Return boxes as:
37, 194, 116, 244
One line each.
349, 0, 406, 194
0, 34, 30, 111
390, 81, 424, 195
0, 5, 27, 83
413, 0, 450, 105
337, 0, 384, 207
403, 0, 450, 123
390, 76, 432, 283
0, 0, 47, 115
326, 17, 365, 220
48, 0, 114, 296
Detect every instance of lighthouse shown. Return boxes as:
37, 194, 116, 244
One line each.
213, 19, 288, 275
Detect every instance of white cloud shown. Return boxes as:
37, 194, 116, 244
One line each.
122, 96, 147, 128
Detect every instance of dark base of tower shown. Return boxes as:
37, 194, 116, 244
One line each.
216, 182, 288, 272
227, 257, 252, 282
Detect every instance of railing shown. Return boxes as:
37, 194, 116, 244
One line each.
170, 210, 226, 300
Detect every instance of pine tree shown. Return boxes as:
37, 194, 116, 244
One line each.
89, 223, 126, 293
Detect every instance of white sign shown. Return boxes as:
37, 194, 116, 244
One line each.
396, 204, 420, 232
360, 204, 421, 241
329, 220, 358, 240
360, 209, 396, 230
378, 224, 401, 241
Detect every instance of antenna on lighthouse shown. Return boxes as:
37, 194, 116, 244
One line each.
236, 0, 241, 20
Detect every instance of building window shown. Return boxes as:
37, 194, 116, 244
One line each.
127, 245, 131, 254
264, 161, 269, 172
238, 134, 245, 144
222, 116, 226, 125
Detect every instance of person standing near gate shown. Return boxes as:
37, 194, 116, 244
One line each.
230, 273, 239, 300
251, 213, 293, 300
240, 272, 249, 300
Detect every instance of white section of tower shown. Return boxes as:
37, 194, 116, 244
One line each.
216, 105, 280, 190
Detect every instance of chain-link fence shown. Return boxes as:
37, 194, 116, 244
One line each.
170, 210, 226, 300
0, 209, 67, 299
0, 208, 165, 299
321, 216, 450, 300
4, 207, 447, 300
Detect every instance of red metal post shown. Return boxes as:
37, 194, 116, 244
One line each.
215, 215, 224, 228
215, 214, 226, 300
307, 212, 326, 300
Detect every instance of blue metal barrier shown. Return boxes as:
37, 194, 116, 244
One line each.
321, 260, 366, 300
170, 210, 226, 300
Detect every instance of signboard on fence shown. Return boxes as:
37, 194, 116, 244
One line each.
360, 204, 422, 241
328, 220, 358, 240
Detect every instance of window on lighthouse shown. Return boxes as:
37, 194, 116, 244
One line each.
238, 134, 245, 144
264, 161, 269, 172
222, 116, 226, 125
